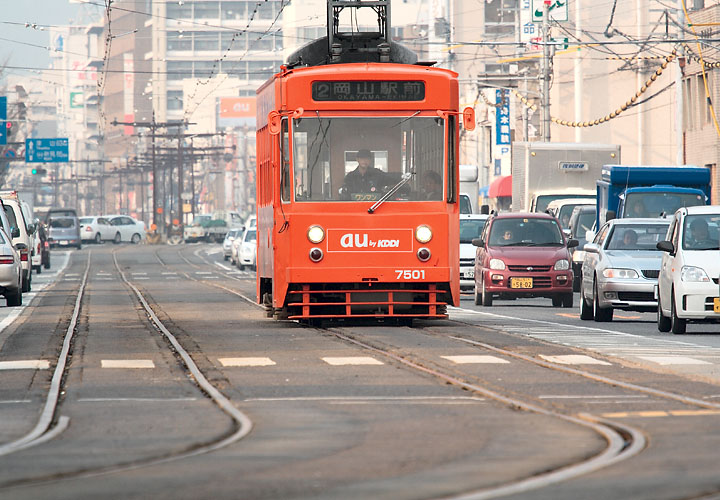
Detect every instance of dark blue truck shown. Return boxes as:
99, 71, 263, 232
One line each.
596, 165, 711, 228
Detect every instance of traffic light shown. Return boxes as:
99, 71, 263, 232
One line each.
31, 167, 47, 176
6, 121, 13, 137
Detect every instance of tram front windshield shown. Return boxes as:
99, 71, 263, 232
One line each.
289, 116, 446, 202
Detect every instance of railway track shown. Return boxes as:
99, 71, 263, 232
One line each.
0, 247, 252, 489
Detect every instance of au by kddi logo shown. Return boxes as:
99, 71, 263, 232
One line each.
340, 233, 400, 249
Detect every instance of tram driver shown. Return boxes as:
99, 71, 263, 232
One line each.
341, 149, 387, 200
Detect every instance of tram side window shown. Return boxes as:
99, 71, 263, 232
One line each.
281, 119, 290, 202
447, 115, 457, 203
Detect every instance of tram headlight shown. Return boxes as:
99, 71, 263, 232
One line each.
415, 225, 433, 243
307, 225, 325, 244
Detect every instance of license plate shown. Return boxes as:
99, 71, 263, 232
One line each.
510, 277, 533, 289
714, 298, 720, 313
463, 270, 474, 279
59, 241, 68, 246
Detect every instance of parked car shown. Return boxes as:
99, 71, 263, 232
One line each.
3, 196, 36, 291
579, 218, 670, 322
79, 216, 115, 243
568, 205, 597, 291
223, 229, 242, 261
106, 215, 146, 243
237, 228, 257, 270
0, 228, 22, 306
33, 220, 50, 272
459, 214, 489, 291
472, 212, 578, 307
46, 208, 82, 251
657, 206, 720, 334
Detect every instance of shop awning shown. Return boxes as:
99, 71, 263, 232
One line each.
488, 175, 512, 198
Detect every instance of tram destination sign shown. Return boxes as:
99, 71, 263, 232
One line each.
312, 81, 425, 101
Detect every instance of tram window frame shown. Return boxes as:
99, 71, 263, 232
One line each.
447, 114, 457, 203
281, 118, 291, 202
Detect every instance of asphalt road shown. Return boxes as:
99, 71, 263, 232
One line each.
0, 244, 719, 500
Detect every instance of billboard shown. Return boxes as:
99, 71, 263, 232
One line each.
218, 97, 256, 128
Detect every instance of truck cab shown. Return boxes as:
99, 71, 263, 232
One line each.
596, 165, 710, 228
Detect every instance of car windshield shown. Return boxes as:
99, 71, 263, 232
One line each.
50, 218, 76, 229
682, 214, 720, 250
79, 218, 93, 224
557, 204, 590, 229
244, 229, 256, 243
624, 192, 705, 218
489, 218, 564, 247
460, 218, 486, 243
291, 116, 445, 202
606, 223, 669, 250
574, 211, 596, 239
535, 194, 595, 213
3, 206, 18, 232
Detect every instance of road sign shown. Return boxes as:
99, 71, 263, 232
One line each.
25, 138, 69, 163
181, 192, 193, 201
0, 96, 6, 146
532, 0, 568, 22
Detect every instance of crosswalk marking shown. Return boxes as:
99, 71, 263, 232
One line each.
441, 355, 510, 364
637, 356, 711, 365
219, 357, 276, 367
603, 409, 720, 418
101, 359, 155, 369
539, 355, 612, 365
0, 360, 50, 370
322, 357, 384, 366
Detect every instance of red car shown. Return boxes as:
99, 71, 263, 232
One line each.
472, 212, 578, 307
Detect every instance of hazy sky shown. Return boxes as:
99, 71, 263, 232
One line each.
0, 0, 87, 72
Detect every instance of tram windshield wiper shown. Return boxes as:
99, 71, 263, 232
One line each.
368, 172, 414, 214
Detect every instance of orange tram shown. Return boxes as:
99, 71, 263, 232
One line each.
255, 0, 474, 322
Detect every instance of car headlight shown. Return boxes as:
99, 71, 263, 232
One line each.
415, 225, 432, 243
554, 259, 570, 271
681, 265, 711, 282
602, 268, 639, 279
307, 225, 325, 244
489, 258, 506, 270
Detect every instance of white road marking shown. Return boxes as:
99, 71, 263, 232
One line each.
101, 359, 155, 369
78, 397, 197, 402
162, 272, 177, 275
195, 271, 213, 275
65, 273, 79, 277
134, 277, 150, 280
215, 262, 232, 271
64, 278, 80, 281
97, 278, 114, 281
244, 396, 485, 402
637, 356, 711, 365
132, 272, 147, 275
539, 355, 612, 365
0, 400, 32, 404
205, 249, 222, 256
219, 357, 276, 367
441, 355, 510, 364
0, 360, 50, 370
322, 356, 384, 366
539, 395, 648, 400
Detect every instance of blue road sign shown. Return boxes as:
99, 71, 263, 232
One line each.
25, 138, 69, 163
0, 97, 6, 146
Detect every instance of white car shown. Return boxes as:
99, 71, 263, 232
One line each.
0, 228, 22, 306
236, 228, 256, 270
657, 206, 720, 334
106, 215, 146, 243
223, 229, 242, 261
79, 216, 115, 243
459, 214, 488, 291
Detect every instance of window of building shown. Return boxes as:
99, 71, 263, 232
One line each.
194, 32, 219, 51
167, 2, 192, 18
194, 1, 219, 19
224, 60, 248, 78
221, 32, 246, 51
250, 35, 273, 51
167, 90, 183, 111
167, 61, 193, 80
167, 32, 191, 51
222, 1, 246, 20
194, 60, 219, 78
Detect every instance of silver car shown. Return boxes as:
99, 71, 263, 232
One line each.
0, 228, 22, 306
580, 218, 670, 322
222, 229, 242, 260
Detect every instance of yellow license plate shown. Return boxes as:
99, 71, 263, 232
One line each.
714, 298, 720, 313
511, 277, 533, 289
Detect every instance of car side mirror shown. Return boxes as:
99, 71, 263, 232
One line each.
567, 238, 579, 249
14, 242, 27, 251
11, 227, 20, 238
585, 230, 595, 242
583, 243, 599, 254
656, 240, 675, 254
471, 237, 484, 247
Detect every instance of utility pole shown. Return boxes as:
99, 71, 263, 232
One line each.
541, 0, 552, 142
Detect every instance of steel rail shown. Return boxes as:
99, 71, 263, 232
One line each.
0, 253, 91, 457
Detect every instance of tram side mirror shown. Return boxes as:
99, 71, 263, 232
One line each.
463, 107, 476, 131
268, 111, 282, 136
